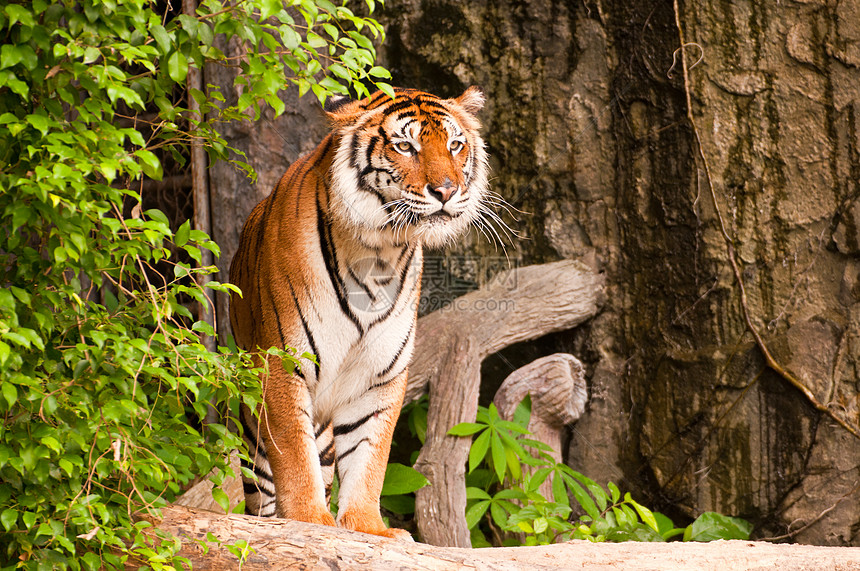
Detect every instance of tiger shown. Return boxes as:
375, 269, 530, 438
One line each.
228, 86, 490, 539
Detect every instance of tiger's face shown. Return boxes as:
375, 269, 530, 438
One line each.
328, 87, 489, 249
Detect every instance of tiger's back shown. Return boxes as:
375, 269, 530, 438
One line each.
229, 87, 489, 538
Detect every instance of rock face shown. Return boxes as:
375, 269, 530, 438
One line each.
207, 1, 860, 545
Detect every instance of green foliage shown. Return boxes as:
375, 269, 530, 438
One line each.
448, 397, 753, 546
0, 0, 389, 568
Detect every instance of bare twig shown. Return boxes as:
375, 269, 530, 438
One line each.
672, 0, 860, 440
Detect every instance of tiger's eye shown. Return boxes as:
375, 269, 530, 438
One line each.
449, 140, 464, 153
395, 141, 413, 153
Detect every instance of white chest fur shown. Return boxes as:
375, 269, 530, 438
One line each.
303, 231, 423, 421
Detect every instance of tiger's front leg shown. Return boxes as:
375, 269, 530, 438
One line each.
332, 369, 412, 540
259, 359, 336, 527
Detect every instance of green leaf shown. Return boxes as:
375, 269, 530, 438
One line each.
212, 488, 230, 513
465, 487, 491, 500
490, 432, 506, 483
376, 82, 395, 100
5, 5, 35, 28
447, 422, 485, 436
150, 24, 171, 54
26, 113, 49, 135
136, 149, 163, 180
608, 481, 621, 503
259, 0, 283, 20
654, 511, 685, 541
367, 66, 391, 79
469, 430, 490, 473
381, 463, 429, 496
83, 46, 101, 64
0, 44, 21, 69
1, 383, 16, 407
175, 219, 191, 247
685, 512, 753, 542
1, 508, 17, 532
380, 494, 415, 515
625, 493, 659, 533
465, 500, 489, 529
562, 474, 600, 521
167, 50, 188, 83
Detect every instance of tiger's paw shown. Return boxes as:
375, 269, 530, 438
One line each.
338, 511, 412, 540
286, 506, 336, 528
377, 527, 414, 541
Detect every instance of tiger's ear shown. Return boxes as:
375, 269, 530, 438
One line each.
454, 86, 485, 115
324, 95, 367, 126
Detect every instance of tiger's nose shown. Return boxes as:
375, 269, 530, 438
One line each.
428, 181, 457, 204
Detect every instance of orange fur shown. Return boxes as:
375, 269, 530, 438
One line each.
229, 87, 489, 538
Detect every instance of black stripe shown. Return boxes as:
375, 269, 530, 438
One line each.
315, 421, 331, 439
287, 279, 321, 373
333, 410, 379, 437
319, 441, 335, 467
257, 504, 277, 517
239, 419, 267, 460
383, 99, 418, 116
319, 439, 335, 458
417, 99, 448, 110
317, 193, 362, 333
266, 284, 288, 350
337, 437, 370, 462
395, 110, 418, 121
364, 90, 392, 110
367, 245, 416, 327
365, 135, 379, 167
368, 376, 395, 391
249, 195, 277, 346
244, 481, 274, 497
347, 265, 375, 300
358, 179, 386, 204
378, 319, 414, 378
376, 125, 391, 145
393, 118, 419, 139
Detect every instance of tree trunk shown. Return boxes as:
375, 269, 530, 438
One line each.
141, 505, 860, 570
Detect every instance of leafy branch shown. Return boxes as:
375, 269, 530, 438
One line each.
0, 0, 390, 568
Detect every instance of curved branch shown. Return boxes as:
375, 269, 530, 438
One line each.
411, 259, 605, 547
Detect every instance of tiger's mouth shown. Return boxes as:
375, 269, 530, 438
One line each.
420, 211, 457, 224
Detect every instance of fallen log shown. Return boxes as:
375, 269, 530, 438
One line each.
144, 505, 860, 571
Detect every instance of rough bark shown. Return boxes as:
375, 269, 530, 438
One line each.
368, 0, 860, 545
411, 260, 604, 547
143, 505, 860, 571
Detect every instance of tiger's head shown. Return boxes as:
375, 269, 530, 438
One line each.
327, 86, 489, 249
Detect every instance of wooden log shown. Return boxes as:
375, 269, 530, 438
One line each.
142, 505, 860, 571
493, 353, 588, 500
412, 260, 605, 547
